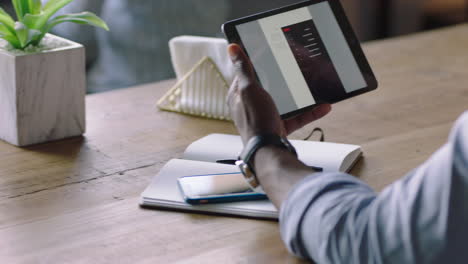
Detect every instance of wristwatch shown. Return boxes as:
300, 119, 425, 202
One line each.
236, 134, 297, 194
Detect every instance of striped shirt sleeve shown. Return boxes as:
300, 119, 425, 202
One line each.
280, 111, 468, 263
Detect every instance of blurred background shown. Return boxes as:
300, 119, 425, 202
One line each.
1, 0, 467, 93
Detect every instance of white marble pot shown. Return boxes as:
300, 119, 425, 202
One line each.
0, 34, 86, 147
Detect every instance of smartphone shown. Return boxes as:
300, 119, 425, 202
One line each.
222, 0, 378, 119
177, 173, 267, 205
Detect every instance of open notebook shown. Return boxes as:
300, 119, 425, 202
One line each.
140, 134, 362, 219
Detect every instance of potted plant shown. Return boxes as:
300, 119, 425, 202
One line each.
0, 0, 108, 146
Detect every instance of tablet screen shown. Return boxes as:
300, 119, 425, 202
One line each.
235, 1, 368, 115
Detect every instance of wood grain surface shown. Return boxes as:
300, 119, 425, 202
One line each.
0, 24, 467, 263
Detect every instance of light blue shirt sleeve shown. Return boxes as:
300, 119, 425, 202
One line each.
280, 111, 468, 263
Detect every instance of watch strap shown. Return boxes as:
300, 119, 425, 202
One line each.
239, 134, 297, 178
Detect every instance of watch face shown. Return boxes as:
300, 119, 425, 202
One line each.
235, 160, 246, 174
235, 160, 260, 189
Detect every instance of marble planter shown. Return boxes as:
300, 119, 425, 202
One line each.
0, 34, 86, 147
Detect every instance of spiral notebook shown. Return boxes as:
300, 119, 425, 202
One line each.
140, 134, 362, 219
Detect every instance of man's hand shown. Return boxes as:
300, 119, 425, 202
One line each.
226, 43, 332, 207
227, 44, 331, 144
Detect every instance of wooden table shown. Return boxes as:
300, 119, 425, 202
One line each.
1, 24, 468, 263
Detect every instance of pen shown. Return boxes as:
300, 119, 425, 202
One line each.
216, 159, 237, 165
215, 159, 323, 172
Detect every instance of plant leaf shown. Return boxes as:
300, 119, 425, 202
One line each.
15, 22, 29, 47
28, 0, 42, 15
47, 12, 109, 31
0, 24, 10, 41
12, 0, 31, 21
23, 13, 43, 30
1, 32, 21, 49
0, 23, 10, 35
44, 0, 72, 11
0, 7, 15, 25
43, 0, 74, 18
24, 0, 74, 30
14, 21, 41, 49
11, 0, 23, 21
0, 12, 21, 49
0, 7, 16, 32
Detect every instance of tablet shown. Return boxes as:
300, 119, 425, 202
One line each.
222, 0, 378, 119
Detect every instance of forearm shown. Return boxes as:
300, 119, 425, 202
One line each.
254, 146, 316, 208
280, 112, 468, 263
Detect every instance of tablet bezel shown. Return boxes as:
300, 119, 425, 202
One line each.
222, 0, 378, 119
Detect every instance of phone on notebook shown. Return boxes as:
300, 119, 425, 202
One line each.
222, 0, 378, 119
177, 173, 267, 205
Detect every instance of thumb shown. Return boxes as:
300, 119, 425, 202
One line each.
228, 44, 256, 83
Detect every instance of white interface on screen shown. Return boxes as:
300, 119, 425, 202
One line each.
236, 2, 366, 115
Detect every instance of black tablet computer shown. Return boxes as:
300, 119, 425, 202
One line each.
222, 0, 378, 119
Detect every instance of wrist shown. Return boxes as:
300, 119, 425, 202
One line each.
254, 145, 314, 207
252, 145, 294, 171
254, 145, 306, 178
236, 134, 296, 193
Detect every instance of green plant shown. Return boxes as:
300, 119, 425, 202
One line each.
0, 0, 108, 50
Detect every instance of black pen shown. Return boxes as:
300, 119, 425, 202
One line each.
215, 159, 323, 172
216, 159, 237, 165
